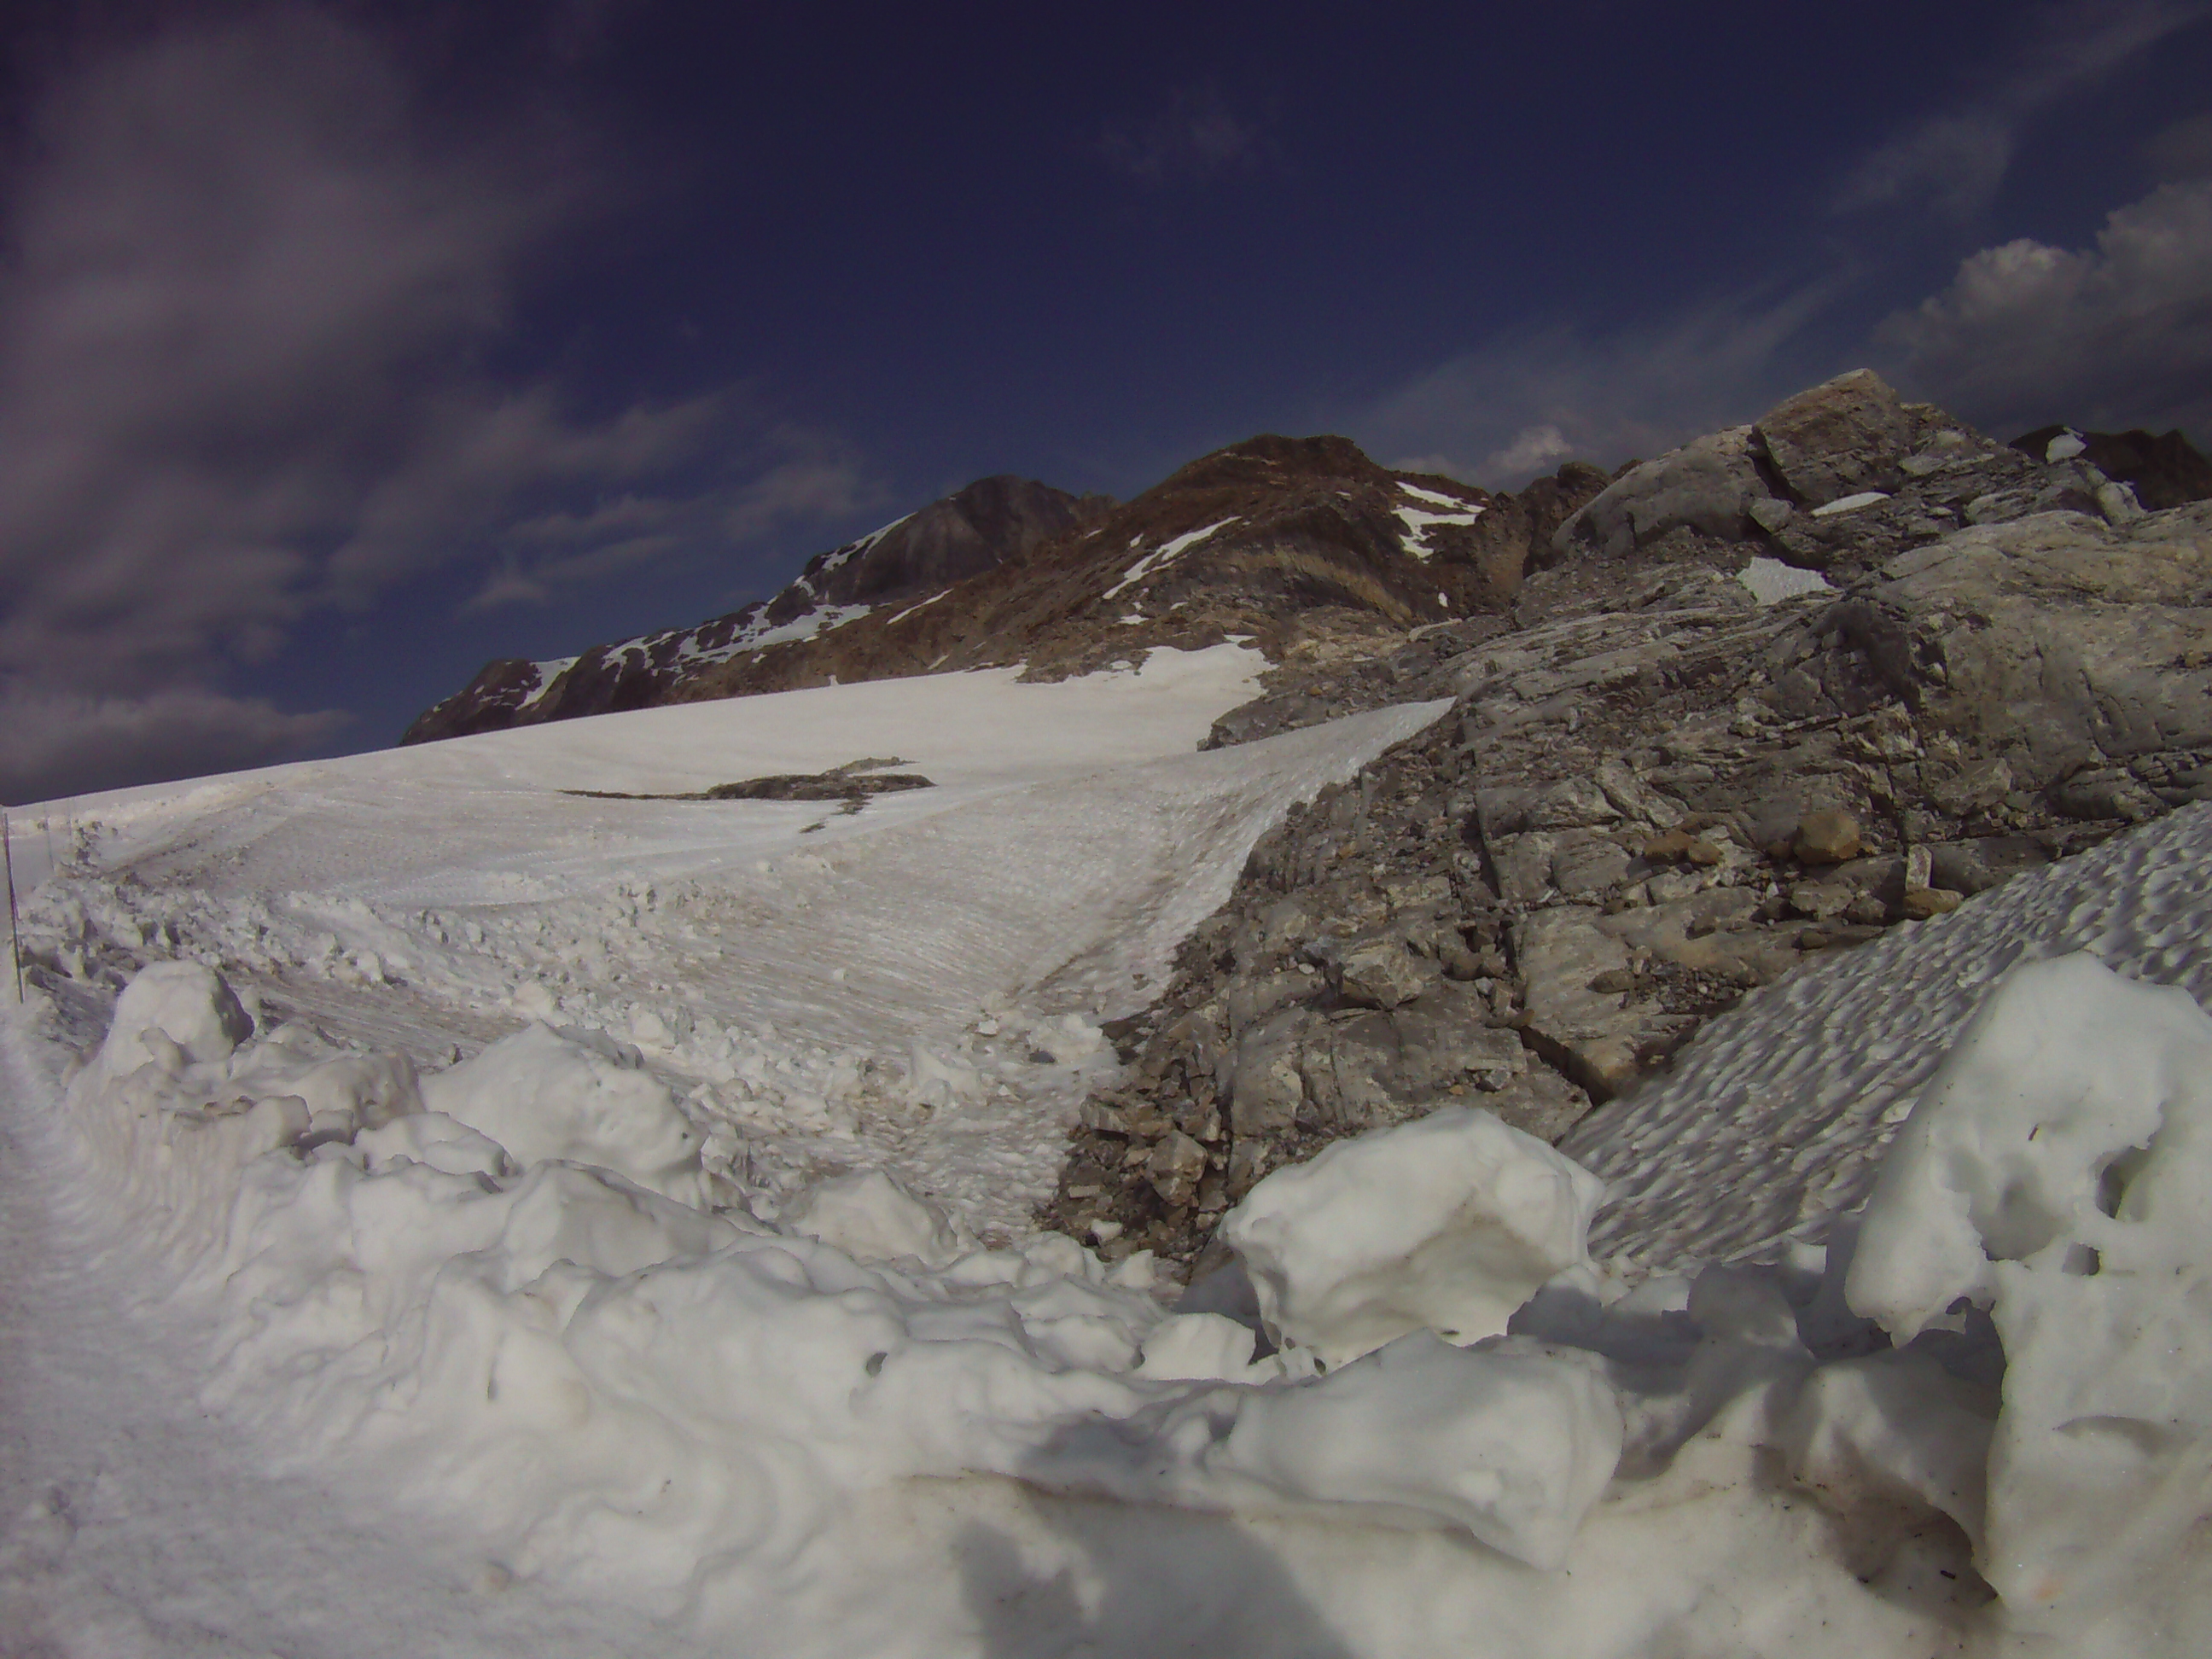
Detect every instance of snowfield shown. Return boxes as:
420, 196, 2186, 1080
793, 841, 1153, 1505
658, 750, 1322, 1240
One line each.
5, 646, 2212, 1656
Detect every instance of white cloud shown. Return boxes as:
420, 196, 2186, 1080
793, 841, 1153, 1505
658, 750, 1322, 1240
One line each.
1836, 1, 2209, 218
458, 566, 556, 616
1097, 86, 1262, 183
1837, 113, 2017, 221
1353, 279, 1847, 488
0, 9, 873, 800
1481, 424, 1577, 480
1877, 178, 2212, 439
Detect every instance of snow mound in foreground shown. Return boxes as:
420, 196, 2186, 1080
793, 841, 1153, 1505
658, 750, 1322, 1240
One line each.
1850, 952, 2212, 1627
1221, 1104, 1606, 1365
44, 920, 2212, 1651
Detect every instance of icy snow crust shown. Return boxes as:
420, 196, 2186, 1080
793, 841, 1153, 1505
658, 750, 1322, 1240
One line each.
1566, 800, 2212, 1268
10, 648, 2212, 1653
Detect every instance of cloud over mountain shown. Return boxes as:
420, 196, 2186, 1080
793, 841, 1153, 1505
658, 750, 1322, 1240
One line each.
0, 9, 864, 802
1877, 178, 2212, 439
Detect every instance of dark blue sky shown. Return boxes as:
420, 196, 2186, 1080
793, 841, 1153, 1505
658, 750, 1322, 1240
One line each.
4, 0, 2210, 801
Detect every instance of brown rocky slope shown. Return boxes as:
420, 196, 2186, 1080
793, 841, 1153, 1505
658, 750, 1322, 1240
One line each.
404, 439, 1613, 741
673, 435, 1608, 701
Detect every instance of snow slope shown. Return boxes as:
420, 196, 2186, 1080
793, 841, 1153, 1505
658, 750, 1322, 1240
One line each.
14, 644, 1447, 1240
7, 648, 2212, 1656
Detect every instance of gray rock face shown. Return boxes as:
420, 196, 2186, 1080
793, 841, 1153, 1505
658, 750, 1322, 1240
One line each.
1545, 366, 2146, 585
1831, 503, 2212, 791
1042, 380, 2212, 1278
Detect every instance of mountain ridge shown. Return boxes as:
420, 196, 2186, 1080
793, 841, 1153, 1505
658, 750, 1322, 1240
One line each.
401, 439, 1613, 742
403, 400, 2211, 751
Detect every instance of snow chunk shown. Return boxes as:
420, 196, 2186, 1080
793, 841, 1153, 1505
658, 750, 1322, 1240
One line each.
1216, 1334, 1621, 1569
356, 1111, 514, 1180
418, 1022, 709, 1205
271, 1051, 423, 1132
99, 958, 254, 1075
1811, 491, 1889, 517
1738, 556, 1834, 605
1848, 952, 2212, 1617
2045, 430, 2087, 463
1070, 1330, 1623, 1569
1221, 1105, 1608, 1366
1133, 1312, 1264, 1382
781, 1169, 965, 1267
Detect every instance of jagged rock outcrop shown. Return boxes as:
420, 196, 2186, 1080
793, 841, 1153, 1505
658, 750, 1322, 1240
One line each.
1549, 369, 2157, 580
401, 476, 1111, 744
1042, 374, 2212, 1277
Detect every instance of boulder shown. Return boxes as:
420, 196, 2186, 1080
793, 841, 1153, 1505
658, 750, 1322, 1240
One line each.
1750, 369, 1919, 508
1297, 1010, 1405, 1130
1794, 809, 1864, 864
1550, 427, 1769, 559
1228, 1009, 1310, 1137
1330, 930, 1438, 1010
1512, 907, 1644, 1100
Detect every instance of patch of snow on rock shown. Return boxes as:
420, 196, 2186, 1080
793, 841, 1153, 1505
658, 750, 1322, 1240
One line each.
1738, 556, 1835, 604
1810, 490, 1890, 517
1105, 518, 1238, 599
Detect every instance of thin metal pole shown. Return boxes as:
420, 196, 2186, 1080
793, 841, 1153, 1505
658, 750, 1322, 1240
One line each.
3, 810, 20, 1004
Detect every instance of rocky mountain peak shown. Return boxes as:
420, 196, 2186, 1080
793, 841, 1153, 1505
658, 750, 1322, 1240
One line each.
795, 474, 1113, 610
1144, 432, 1391, 496
666, 434, 1609, 704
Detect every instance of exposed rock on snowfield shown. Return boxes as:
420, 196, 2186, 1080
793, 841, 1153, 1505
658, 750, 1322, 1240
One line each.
567, 758, 934, 806
1044, 370, 2212, 1273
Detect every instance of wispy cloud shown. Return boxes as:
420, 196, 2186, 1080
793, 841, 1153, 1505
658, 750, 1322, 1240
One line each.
1355, 277, 1851, 488
1097, 85, 1263, 183
1876, 178, 2212, 439
2144, 108, 2212, 180
1836, 1, 2209, 218
0, 9, 870, 800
